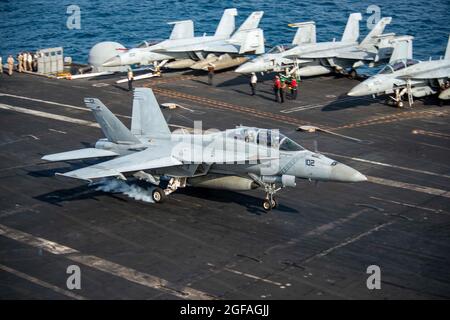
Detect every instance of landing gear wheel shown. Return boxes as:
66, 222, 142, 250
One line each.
152, 187, 166, 203
349, 69, 357, 80
271, 198, 278, 209
262, 199, 272, 211
397, 101, 404, 108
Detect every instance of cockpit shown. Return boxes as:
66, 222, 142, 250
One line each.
228, 127, 304, 152
267, 44, 295, 54
136, 40, 162, 48
378, 59, 419, 74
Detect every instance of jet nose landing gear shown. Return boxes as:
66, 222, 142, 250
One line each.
262, 196, 279, 212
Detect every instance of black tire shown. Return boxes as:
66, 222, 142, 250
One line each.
152, 187, 166, 203
349, 69, 357, 80
262, 199, 272, 211
271, 198, 278, 209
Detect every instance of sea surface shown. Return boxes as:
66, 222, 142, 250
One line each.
1, 0, 449, 65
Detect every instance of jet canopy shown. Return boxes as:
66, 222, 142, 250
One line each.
136, 40, 162, 48
228, 127, 304, 151
267, 44, 296, 54
379, 59, 420, 74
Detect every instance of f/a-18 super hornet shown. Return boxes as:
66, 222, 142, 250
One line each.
42, 88, 366, 211
102, 9, 265, 72
348, 35, 450, 107
236, 13, 395, 78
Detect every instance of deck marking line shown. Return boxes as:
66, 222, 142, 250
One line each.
0, 263, 87, 300
325, 152, 450, 179
367, 176, 450, 199
0, 224, 215, 300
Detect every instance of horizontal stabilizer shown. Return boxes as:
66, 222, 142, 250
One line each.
42, 148, 119, 162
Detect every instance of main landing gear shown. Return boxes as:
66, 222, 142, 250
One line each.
152, 187, 167, 203
133, 171, 185, 204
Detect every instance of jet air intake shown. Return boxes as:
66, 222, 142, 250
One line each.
262, 175, 296, 188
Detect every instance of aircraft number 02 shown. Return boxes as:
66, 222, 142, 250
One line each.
305, 159, 315, 167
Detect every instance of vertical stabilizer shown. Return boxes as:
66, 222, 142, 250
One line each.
168, 20, 194, 40
84, 98, 140, 144
214, 8, 238, 38
236, 11, 264, 32
131, 88, 171, 137
341, 13, 362, 42
389, 35, 414, 63
288, 21, 316, 45
360, 17, 392, 48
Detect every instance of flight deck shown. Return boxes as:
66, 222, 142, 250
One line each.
0, 70, 449, 299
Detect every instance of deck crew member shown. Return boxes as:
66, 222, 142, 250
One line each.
207, 63, 215, 86
127, 68, 134, 91
249, 72, 257, 96
279, 80, 286, 103
273, 75, 281, 102
22, 52, 28, 71
290, 77, 298, 100
27, 52, 33, 72
17, 53, 24, 72
33, 52, 38, 72
7, 55, 15, 76
0, 56, 2, 75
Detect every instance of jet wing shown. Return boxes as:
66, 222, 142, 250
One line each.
293, 49, 339, 59
57, 148, 182, 182
163, 43, 239, 54
284, 49, 337, 60
201, 44, 240, 53
42, 148, 119, 161
336, 50, 374, 61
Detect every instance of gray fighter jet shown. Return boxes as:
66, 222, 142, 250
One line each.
102, 9, 265, 72
348, 35, 450, 107
236, 13, 395, 78
42, 88, 367, 211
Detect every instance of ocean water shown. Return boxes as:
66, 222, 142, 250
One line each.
1, 0, 449, 64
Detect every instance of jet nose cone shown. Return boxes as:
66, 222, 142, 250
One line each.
348, 83, 369, 97
330, 163, 367, 182
102, 56, 122, 67
235, 62, 257, 74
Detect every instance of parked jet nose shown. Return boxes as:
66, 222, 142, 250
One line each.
235, 61, 264, 74
329, 163, 367, 182
347, 82, 371, 97
102, 55, 122, 67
